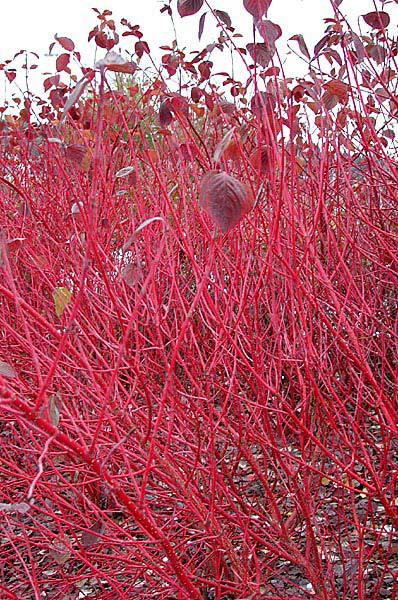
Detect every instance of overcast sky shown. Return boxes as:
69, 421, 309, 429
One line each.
1, 0, 396, 102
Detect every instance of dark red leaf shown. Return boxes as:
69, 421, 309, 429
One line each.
82, 520, 105, 547
191, 86, 203, 102
256, 20, 282, 46
290, 34, 310, 59
170, 94, 189, 117
177, 0, 204, 17
350, 33, 366, 63
246, 43, 274, 67
159, 100, 173, 127
199, 171, 252, 233
314, 34, 330, 57
250, 91, 276, 117
204, 91, 214, 111
251, 145, 271, 174
243, 0, 272, 21
198, 11, 207, 40
180, 142, 199, 162
64, 144, 86, 166
95, 31, 118, 50
363, 11, 390, 29
55, 36, 75, 52
367, 43, 387, 64
215, 10, 232, 28
135, 41, 150, 57
56, 53, 70, 73
199, 60, 213, 80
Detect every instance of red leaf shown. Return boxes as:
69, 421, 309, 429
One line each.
135, 40, 150, 58
199, 171, 252, 233
95, 31, 118, 50
64, 144, 86, 166
250, 91, 276, 117
122, 263, 142, 288
243, 0, 272, 21
56, 53, 70, 72
179, 142, 199, 162
5, 71, 16, 83
350, 33, 366, 63
198, 11, 207, 40
214, 10, 232, 28
199, 60, 212, 80
363, 11, 390, 29
159, 100, 173, 127
250, 145, 271, 174
247, 42, 275, 67
55, 36, 75, 52
170, 94, 189, 117
191, 86, 203, 102
322, 90, 338, 110
324, 80, 349, 102
204, 91, 214, 111
290, 34, 310, 60
367, 43, 387, 64
43, 75, 60, 92
314, 34, 330, 57
177, 0, 204, 17
256, 20, 282, 46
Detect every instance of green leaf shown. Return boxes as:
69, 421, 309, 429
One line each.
53, 287, 72, 317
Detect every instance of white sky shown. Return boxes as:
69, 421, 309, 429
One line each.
1, 0, 397, 102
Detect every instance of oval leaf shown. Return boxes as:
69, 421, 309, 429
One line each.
82, 520, 105, 547
215, 10, 232, 28
246, 43, 274, 67
199, 171, 252, 233
256, 20, 282, 46
0, 361, 17, 379
363, 11, 390, 29
159, 100, 173, 127
121, 263, 142, 288
177, 0, 204, 17
56, 53, 70, 73
55, 36, 75, 52
243, 0, 272, 21
53, 287, 72, 318
64, 144, 86, 166
324, 80, 349, 102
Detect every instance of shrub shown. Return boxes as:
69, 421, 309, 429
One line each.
0, 1, 397, 598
